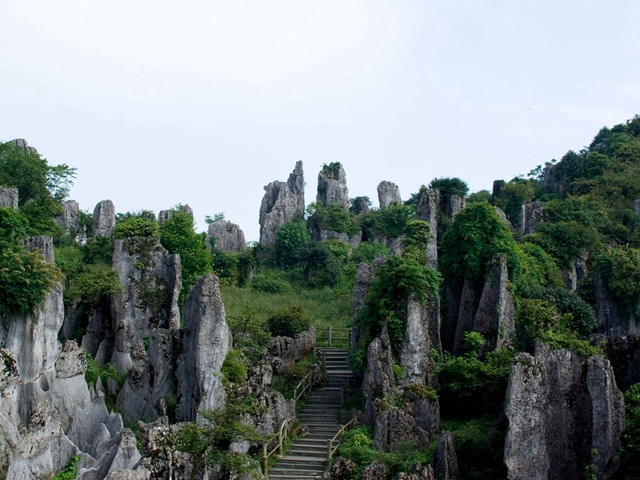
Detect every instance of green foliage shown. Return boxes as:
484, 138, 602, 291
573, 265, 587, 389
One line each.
0, 247, 63, 317
274, 219, 311, 268
523, 287, 596, 336
361, 204, 416, 240
536, 326, 601, 357
0, 207, 28, 248
250, 271, 289, 293
429, 177, 469, 197
211, 248, 239, 283
402, 220, 430, 265
527, 221, 596, 268
321, 162, 343, 179
444, 417, 507, 480
621, 382, 640, 479
308, 203, 360, 237
436, 348, 513, 418
52, 454, 80, 480
463, 331, 485, 354
338, 426, 378, 469
85, 356, 126, 389
350, 196, 371, 215
357, 254, 440, 357
493, 179, 535, 225
467, 190, 491, 203
601, 245, 640, 317
160, 209, 211, 292
351, 242, 390, 265
65, 263, 122, 308
267, 305, 310, 337
81, 236, 114, 264
170, 402, 264, 478
114, 216, 159, 239
221, 348, 248, 384
0, 141, 75, 235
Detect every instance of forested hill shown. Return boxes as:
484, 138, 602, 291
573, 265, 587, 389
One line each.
0, 117, 639, 480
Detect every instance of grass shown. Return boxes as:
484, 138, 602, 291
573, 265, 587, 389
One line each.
221, 283, 352, 331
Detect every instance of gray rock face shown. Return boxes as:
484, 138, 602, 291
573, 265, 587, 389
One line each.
377, 181, 402, 209
520, 201, 544, 236
206, 219, 246, 252
177, 274, 231, 423
433, 431, 459, 480
351, 257, 385, 351
494, 206, 512, 229
56, 200, 81, 235
416, 189, 439, 268
605, 334, 640, 391
317, 163, 349, 209
634, 199, 640, 215
451, 254, 514, 354
93, 200, 116, 238
362, 330, 395, 424
443, 194, 465, 218
25, 235, 55, 263
395, 463, 435, 480
504, 347, 625, 480
595, 271, 639, 336
361, 460, 388, 480
321, 457, 357, 479
158, 204, 194, 224
0, 187, 18, 210
263, 327, 316, 375
11, 138, 39, 155
400, 294, 435, 386
259, 161, 305, 246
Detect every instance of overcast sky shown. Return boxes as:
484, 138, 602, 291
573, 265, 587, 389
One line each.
1, 1, 639, 241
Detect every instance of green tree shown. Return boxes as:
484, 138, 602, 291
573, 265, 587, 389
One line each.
429, 177, 469, 197
160, 209, 211, 293
0, 141, 76, 235
273, 219, 310, 269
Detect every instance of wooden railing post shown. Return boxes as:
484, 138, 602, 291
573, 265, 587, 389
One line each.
328, 326, 332, 347
262, 443, 268, 474
278, 426, 283, 455
327, 439, 332, 461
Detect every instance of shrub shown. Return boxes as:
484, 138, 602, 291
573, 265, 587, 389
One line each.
66, 263, 122, 308
52, 455, 80, 480
267, 305, 310, 337
0, 247, 63, 317
250, 272, 289, 293
621, 382, 640, 479
429, 177, 469, 197
338, 426, 377, 467
274, 219, 310, 268
221, 348, 248, 384
114, 216, 159, 239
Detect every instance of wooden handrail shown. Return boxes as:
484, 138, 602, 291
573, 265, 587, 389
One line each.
293, 371, 313, 403
315, 327, 352, 348
326, 416, 357, 463
262, 419, 289, 474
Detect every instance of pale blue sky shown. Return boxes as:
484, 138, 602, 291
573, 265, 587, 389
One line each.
1, 1, 638, 241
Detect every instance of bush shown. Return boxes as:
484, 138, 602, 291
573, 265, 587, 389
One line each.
221, 348, 247, 384
250, 272, 289, 293
621, 382, 640, 479
338, 426, 377, 467
114, 216, 159, 239
52, 455, 80, 480
274, 219, 310, 268
267, 305, 310, 337
0, 247, 63, 317
429, 177, 469, 197
66, 263, 122, 308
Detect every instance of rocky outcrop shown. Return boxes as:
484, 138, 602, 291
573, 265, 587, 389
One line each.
377, 181, 402, 209
177, 274, 231, 423
362, 329, 395, 424
25, 235, 55, 263
400, 294, 436, 385
595, 271, 639, 336
206, 219, 246, 252
361, 460, 388, 480
317, 163, 349, 209
0, 186, 18, 210
11, 138, 39, 155
93, 200, 116, 238
263, 327, 316, 375
494, 206, 512, 229
634, 199, 640, 215
520, 201, 544, 236
451, 254, 515, 355
416, 189, 438, 268
259, 161, 305, 245
158, 204, 194, 224
605, 334, 640, 391
351, 257, 385, 351
443, 194, 465, 218
56, 200, 81, 235
504, 347, 625, 480
433, 431, 459, 480
321, 457, 357, 479
395, 463, 435, 480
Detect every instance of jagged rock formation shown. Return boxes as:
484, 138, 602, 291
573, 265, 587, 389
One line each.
395, 463, 436, 480
206, 218, 246, 252
448, 254, 515, 355
351, 257, 386, 351
562, 250, 589, 292
494, 206, 512, 229
316, 163, 349, 209
520, 201, 544, 236
504, 346, 625, 480
263, 327, 316, 374
595, 271, 639, 336
158, 204, 194, 224
350, 196, 370, 214
362, 328, 396, 424
433, 431, 459, 480
377, 181, 401, 209
259, 161, 305, 245
0, 242, 143, 479
0, 186, 18, 209
56, 200, 81, 235
400, 294, 436, 385
177, 273, 231, 423
310, 228, 362, 248
415, 189, 438, 268
93, 200, 116, 238
11, 138, 39, 155
25, 235, 55, 263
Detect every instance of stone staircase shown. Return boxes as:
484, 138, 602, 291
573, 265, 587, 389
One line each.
268, 348, 352, 480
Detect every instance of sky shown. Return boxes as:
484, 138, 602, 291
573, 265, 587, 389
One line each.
1, 0, 639, 241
